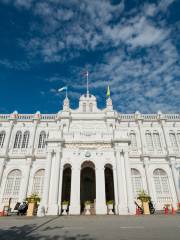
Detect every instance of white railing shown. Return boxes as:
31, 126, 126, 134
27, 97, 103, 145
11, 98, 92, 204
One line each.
41, 114, 57, 120
0, 113, 180, 122
0, 114, 10, 120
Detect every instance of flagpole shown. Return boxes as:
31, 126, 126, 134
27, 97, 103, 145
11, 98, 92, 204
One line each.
65, 88, 68, 98
86, 71, 89, 95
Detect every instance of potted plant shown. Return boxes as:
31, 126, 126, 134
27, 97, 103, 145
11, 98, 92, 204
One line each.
26, 193, 40, 216
62, 200, 69, 215
137, 190, 151, 215
106, 200, 114, 215
84, 201, 91, 215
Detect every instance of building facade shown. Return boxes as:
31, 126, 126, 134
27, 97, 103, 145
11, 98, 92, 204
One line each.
0, 93, 180, 215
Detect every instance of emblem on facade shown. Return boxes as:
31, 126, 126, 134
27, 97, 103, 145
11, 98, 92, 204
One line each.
85, 151, 91, 158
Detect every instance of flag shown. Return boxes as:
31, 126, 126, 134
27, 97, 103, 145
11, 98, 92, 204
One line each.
58, 86, 68, 92
106, 85, 110, 97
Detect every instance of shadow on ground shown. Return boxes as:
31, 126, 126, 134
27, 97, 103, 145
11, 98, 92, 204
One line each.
0, 217, 95, 240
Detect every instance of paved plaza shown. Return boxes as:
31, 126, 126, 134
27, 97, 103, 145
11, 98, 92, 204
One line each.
0, 215, 180, 240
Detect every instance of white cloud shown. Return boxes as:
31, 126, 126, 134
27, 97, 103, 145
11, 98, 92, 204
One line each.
2, 0, 179, 113
0, 59, 30, 70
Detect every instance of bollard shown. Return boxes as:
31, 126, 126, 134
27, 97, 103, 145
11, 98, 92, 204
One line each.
171, 207, 175, 215
136, 207, 140, 216
164, 207, 168, 215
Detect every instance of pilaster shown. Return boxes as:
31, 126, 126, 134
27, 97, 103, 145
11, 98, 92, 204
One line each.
47, 150, 62, 215
143, 156, 155, 200
19, 157, 32, 202
40, 151, 52, 212
114, 146, 128, 214
169, 157, 180, 202
58, 166, 64, 215
69, 165, 81, 215
112, 166, 119, 214
124, 150, 135, 214
95, 165, 107, 215
0, 158, 6, 188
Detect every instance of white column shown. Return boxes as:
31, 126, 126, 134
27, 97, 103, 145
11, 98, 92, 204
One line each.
170, 160, 180, 202
69, 165, 80, 215
113, 166, 119, 214
47, 150, 61, 215
143, 157, 155, 200
19, 158, 32, 202
30, 121, 38, 155
167, 165, 178, 209
115, 150, 128, 214
96, 166, 107, 215
5, 121, 14, 155
0, 159, 5, 188
58, 166, 64, 215
40, 151, 52, 212
124, 151, 135, 214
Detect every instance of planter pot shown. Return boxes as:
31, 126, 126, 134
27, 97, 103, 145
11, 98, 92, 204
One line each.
27, 202, 37, 216
62, 204, 68, 215
142, 201, 150, 215
107, 204, 114, 215
85, 204, 91, 215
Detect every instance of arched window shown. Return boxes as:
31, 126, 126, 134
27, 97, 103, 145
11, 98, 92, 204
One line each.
169, 132, 178, 148
131, 168, 143, 198
153, 169, 171, 202
89, 103, 93, 112
153, 132, 162, 150
38, 131, 46, 149
130, 131, 137, 149
145, 131, 153, 151
13, 131, 22, 149
0, 131, 6, 148
21, 131, 30, 148
32, 169, 45, 197
2, 169, 22, 207
83, 103, 86, 112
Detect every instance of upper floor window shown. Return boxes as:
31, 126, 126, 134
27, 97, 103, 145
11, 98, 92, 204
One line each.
21, 131, 30, 149
130, 131, 137, 149
169, 132, 178, 148
13, 131, 22, 149
83, 103, 86, 112
38, 131, 46, 149
0, 131, 6, 148
89, 103, 93, 112
153, 132, 162, 150
145, 131, 153, 151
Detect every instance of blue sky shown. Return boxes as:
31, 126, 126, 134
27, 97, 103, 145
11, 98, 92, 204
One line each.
0, 0, 179, 113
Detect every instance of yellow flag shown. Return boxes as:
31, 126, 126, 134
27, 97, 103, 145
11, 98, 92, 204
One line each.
106, 85, 110, 97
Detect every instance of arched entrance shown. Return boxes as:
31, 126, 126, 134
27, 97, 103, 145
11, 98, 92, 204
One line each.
80, 161, 96, 214
105, 164, 115, 213
61, 164, 71, 210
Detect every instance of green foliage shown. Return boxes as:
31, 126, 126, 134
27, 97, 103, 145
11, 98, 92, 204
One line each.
26, 193, 40, 203
62, 200, 69, 205
137, 190, 151, 202
106, 200, 114, 205
84, 201, 91, 205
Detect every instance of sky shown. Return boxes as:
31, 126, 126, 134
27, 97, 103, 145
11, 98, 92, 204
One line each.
0, 0, 179, 114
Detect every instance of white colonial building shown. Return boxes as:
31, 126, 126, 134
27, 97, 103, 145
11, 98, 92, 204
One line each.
0, 92, 180, 215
